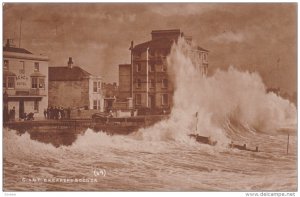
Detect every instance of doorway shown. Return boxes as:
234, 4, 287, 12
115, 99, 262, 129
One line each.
19, 100, 24, 118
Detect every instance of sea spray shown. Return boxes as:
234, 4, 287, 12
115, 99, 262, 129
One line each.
138, 38, 296, 144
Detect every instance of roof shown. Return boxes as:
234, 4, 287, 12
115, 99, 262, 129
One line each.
119, 64, 131, 67
3, 46, 32, 54
132, 37, 174, 52
197, 46, 209, 52
49, 66, 91, 81
133, 37, 209, 53
151, 29, 181, 34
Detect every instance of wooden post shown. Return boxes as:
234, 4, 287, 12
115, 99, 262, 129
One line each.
287, 133, 290, 155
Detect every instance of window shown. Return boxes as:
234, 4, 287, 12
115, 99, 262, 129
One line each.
136, 63, 141, 72
149, 49, 155, 56
93, 82, 98, 92
93, 100, 98, 109
34, 62, 39, 72
136, 79, 141, 88
162, 64, 167, 72
20, 61, 25, 74
162, 94, 169, 106
149, 64, 155, 72
4, 60, 9, 70
98, 100, 101, 110
135, 94, 141, 105
162, 79, 168, 88
136, 51, 141, 58
97, 81, 101, 89
38, 78, 45, 89
150, 79, 155, 88
7, 77, 15, 89
34, 100, 39, 112
3, 79, 6, 88
31, 77, 38, 88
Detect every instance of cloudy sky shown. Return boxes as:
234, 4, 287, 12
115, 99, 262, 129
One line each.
3, 3, 297, 94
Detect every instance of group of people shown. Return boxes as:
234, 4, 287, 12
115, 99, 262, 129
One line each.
44, 106, 71, 120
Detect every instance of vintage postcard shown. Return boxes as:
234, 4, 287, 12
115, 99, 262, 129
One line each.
2, 3, 297, 193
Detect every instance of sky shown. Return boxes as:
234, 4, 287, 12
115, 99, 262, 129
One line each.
3, 3, 297, 94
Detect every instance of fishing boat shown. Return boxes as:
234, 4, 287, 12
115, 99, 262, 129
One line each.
188, 112, 217, 146
228, 142, 259, 152
188, 112, 259, 151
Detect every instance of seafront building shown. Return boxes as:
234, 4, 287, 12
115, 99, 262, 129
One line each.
119, 29, 209, 114
3, 39, 49, 119
48, 57, 104, 111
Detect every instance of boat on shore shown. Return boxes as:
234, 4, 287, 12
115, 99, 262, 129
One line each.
188, 112, 218, 146
189, 134, 217, 146
188, 112, 259, 152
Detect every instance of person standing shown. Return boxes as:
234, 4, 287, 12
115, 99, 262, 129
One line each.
44, 109, 47, 119
11, 106, 15, 121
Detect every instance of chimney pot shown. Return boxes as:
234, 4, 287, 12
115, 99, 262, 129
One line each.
68, 57, 73, 68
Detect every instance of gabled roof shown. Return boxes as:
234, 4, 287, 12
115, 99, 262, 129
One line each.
3, 46, 32, 54
197, 46, 209, 52
49, 66, 91, 81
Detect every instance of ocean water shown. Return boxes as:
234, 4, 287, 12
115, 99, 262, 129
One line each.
3, 123, 297, 191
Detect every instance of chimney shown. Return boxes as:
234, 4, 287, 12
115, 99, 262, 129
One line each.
5, 39, 10, 47
67, 57, 73, 68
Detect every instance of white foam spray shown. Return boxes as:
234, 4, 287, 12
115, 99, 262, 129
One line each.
139, 38, 296, 144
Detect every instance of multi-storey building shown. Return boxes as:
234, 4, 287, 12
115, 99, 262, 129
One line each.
119, 29, 209, 114
3, 39, 49, 119
48, 57, 104, 111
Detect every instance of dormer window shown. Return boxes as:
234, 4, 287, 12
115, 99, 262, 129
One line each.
34, 62, 39, 72
203, 53, 207, 61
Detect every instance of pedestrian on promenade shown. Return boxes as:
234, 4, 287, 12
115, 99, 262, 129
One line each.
44, 109, 47, 119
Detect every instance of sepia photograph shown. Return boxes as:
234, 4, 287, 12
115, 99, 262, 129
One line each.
2, 2, 297, 193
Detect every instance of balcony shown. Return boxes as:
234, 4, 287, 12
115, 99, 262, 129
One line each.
30, 89, 46, 96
